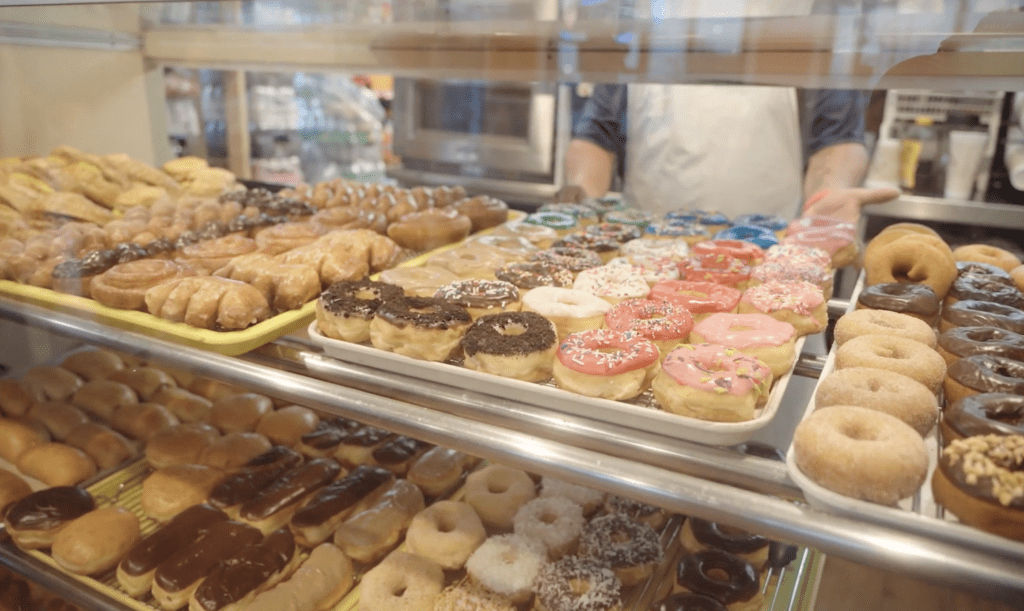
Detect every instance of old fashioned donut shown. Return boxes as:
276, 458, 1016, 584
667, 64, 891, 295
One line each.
463, 311, 558, 382
834, 309, 936, 348
316, 279, 404, 343
404, 500, 486, 569
386, 207, 471, 251
738, 280, 826, 337
466, 534, 547, 603
522, 286, 610, 342
814, 367, 938, 437
434, 279, 521, 320
605, 298, 694, 358
792, 405, 928, 505
940, 299, 1024, 334
856, 282, 941, 325
690, 313, 797, 378
653, 344, 773, 422
650, 280, 741, 321
579, 513, 662, 586
675, 549, 760, 611
553, 329, 660, 400
937, 326, 1024, 366
535, 556, 622, 611
946, 273, 1024, 310
931, 434, 1024, 542
513, 496, 586, 559
875, 222, 940, 239
944, 354, 1024, 405
953, 244, 1021, 272
357, 551, 443, 611
942, 393, 1024, 444
369, 296, 472, 361
463, 464, 537, 532
864, 233, 957, 298
834, 334, 946, 394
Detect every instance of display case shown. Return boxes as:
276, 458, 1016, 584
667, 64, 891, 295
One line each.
2, 1, 1024, 610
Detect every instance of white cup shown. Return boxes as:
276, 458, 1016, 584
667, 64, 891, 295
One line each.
944, 131, 989, 200
1005, 127, 1024, 192
865, 138, 902, 189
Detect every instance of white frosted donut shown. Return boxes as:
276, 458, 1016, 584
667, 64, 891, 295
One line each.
513, 496, 586, 559
466, 534, 547, 603
620, 237, 689, 261
521, 286, 611, 342
404, 500, 486, 569
573, 265, 650, 305
792, 405, 928, 505
463, 464, 537, 532
814, 367, 938, 437
834, 334, 946, 393
834, 309, 937, 348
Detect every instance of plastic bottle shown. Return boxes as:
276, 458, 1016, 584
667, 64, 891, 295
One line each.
900, 116, 941, 195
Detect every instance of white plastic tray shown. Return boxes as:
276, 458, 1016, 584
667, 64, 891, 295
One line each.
307, 322, 805, 446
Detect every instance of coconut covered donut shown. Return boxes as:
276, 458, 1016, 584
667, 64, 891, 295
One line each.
513, 496, 586, 559
814, 367, 938, 437
834, 334, 946, 394
465, 534, 547, 603
834, 309, 936, 349
579, 513, 663, 587
953, 244, 1021, 273
534, 556, 622, 611
792, 405, 929, 505
864, 233, 957, 298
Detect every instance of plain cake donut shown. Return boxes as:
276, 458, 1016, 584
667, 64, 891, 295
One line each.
814, 367, 938, 437
864, 233, 957, 298
834, 334, 946, 394
953, 244, 1021, 272
357, 551, 444, 611
404, 500, 486, 569
834, 309, 936, 348
792, 405, 928, 505
463, 464, 537, 532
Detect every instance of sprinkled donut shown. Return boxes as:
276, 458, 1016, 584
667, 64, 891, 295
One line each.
605, 298, 694, 358
782, 226, 856, 268
690, 313, 797, 377
579, 513, 663, 586
435, 279, 521, 320
621, 237, 690, 261
691, 239, 765, 266
463, 311, 558, 382
496, 261, 573, 289
539, 203, 600, 226
369, 296, 472, 361
524, 211, 577, 235
573, 265, 651, 305
750, 260, 833, 299
652, 344, 773, 422
316, 279, 403, 343
713, 225, 778, 250
606, 256, 679, 286
763, 243, 831, 269
532, 247, 603, 274
521, 286, 611, 342
604, 208, 654, 228
738, 280, 826, 337
646, 222, 708, 245
554, 233, 621, 263
553, 329, 660, 400
535, 556, 622, 611
680, 254, 751, 289
650, 281, 741, 321
584, 222, 643, 244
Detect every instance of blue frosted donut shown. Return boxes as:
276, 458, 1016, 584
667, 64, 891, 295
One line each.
715, 225, 779, 249
697, 211, 731, 229
733, 214, 788, 233
664, 210, 701, 226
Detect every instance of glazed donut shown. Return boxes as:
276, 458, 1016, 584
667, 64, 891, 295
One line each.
674, 549, 761, 611
953, 244, 1021, 272
387, 207, 471, 251
316, 279, 404, 343
650, 593, 727, 611
496, 261, 573, 289
732, 214, 788, 239
680, 254, 751, 289
524, 211, 577, 236
605, 298, 693, 358
739, 280, 826, 337
492, 220, 558, 249
333, 478, 425, 563
377, 265, 459, 297
646, 222, 708, 245
539, 477, 606, 515
814, 367, 938, 437
369, 296, 472, 361
404, 500, 487, 569
90, 259, 196, 310
606, 255, 679, 286
714, 225, 778, 250
357, 551, 444, 611
428, 245, 508, 280
64, 423, 137, 470
468, 234, 539, 262
552, 329, 660, 400
946, 273, 1024, 309
650, 280, 741, 321
653, 344, 773, 422
931, 434, 1024, 542
463, 464, 537, 532
108, 366, 176, 402
466, 534, 547, 603
942, 393, 1024, 444
463, 311, 558, 382
573, 265, 651, 305
512, 496, 586, 559
151, 386, 212, 424
690, 313, 796, 377
621, 237, 689, 261
531, 246, 603, 274
782, 226, 856, 268
555, 233, 621, 263
534, 556, 622, 611
937, 326, 1024, 366
435, 279, 521, 320
451, 195, 509, 232
834, 309, 936, 348
792, 405, 929, 505
856, 282, 941, 325
679, 517, 769, 569
940, 299, 1024, 334
408, 446, 479, 497
20, 366, 82, 402
944, 354, 1024, 405
144, 423, 220, 468
0, 379, 33, 418
26, 401, 89, 441
17, 443, 97, 487
834, 334, 946, 394
522, 286, 611, 342
579, 513, 662, 586
864, 233, 957, 298
0, 417, 47, 463
691, 239, 765, 266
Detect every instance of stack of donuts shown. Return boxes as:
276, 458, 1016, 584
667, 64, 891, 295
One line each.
318, 206, 850, 424
792, 221, 1024, 542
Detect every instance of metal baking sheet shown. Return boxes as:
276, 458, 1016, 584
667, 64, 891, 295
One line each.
308, 322, 806, 446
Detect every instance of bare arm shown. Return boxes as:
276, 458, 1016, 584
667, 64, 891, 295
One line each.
802, 142, 900, 222
559, 139, 618, 201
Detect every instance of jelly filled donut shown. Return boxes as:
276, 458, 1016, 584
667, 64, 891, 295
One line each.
944, 354, 1024, 405
463, 311, 558, 382
856, 282, 941, 325
942, 393, 1024, 444
369, 296, 472, 361
553, 329, 660, 401
653, 344, 772, 422
937, 326, 1024, 366
316, 279, 403, 343
675, 549, 761, 611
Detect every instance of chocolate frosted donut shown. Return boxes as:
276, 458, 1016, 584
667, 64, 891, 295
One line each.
947, 274, 1024, 309
319, 279, 403, 321
856, 282, 940, 323
957, 260, 1013, 281
496, 261, 573, 289
945, 354, 1024, 404
676, 549, 759, 607
435, 280, 519, 313
650, 593, 726, 611
940, 300, 1024, 334
375, 296, 472, 330
463, 311, 556, 358
943, 393, 1024, 443
937, 326, 1024, 365
579, 513, 663, 586
687, 518, 769, 557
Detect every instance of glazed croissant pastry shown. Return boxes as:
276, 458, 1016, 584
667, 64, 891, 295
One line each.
145, 276, 270, 330
317, 229, 403, 272
176, 234, 258, 274
213, 253, 321, 311
91, 259, 196, 310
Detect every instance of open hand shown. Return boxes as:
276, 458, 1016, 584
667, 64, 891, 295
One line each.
802, 187, 901, 224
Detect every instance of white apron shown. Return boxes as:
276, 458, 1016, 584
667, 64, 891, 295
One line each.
623, 84, 804, 219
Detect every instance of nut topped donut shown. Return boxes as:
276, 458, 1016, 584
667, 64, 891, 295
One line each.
316, 279, 403, 343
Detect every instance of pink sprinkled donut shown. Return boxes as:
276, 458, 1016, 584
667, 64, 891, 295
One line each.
605, 298, 694, 358
764, 244, 832, 270
691, 239, 765, 266
739, 280, 827, 337
783, 227, 857, 268
553, 329, 659, 400
689, 313, 797, 377
680, 254, 752, 289
649, 280, 741, 321
652, 343, 773, 422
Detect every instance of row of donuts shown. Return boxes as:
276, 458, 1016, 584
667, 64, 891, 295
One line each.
792, 223, 1024, 542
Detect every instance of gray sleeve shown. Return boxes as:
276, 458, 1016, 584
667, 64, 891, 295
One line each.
800, 88, 868, 162
572, 84, 628, 178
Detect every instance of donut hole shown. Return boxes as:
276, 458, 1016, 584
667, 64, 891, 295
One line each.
498, 323, 528, 337
839, 422, 878, 442
436, 514, 458, 533
391, 585, 408, 598
354, 289, 378, 300
539, 510, 559, 525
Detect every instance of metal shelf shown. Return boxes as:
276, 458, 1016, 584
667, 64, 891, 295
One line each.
1, 298, 1023, 606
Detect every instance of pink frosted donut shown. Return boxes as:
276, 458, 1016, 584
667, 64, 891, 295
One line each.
649, 280, 740, 321
552, 329, 659, 400
690, 313, 797, 377
764, 243, 832, 269
605, 298, 694, 358
750, 260, 833, 299
739, 280, 827, 336
573, 265, 651, 305
785, 215, 855, 236
652, 343, 773, 422
691, 240, 765, 266
680, 254, 751, 289
783, 227, 857, 268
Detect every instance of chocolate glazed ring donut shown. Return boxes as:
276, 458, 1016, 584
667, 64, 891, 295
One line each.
944, 354, 1024, 405
937, 326, 1024, 365
940, 300, 1024, 334
676, 549, 759, 606
943, 393, 1024, 444
462, 311, 557, 359
956, 260, 1013, 281
688, 518, 768, 556
857, 282, 940, 322
947, 274, 1024, 309
375, 296, 471, 330
650, 593, 727, 611
319, 279, 404, 321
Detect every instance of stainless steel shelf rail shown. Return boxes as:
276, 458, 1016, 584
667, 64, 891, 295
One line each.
2, 298, 1023, 605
